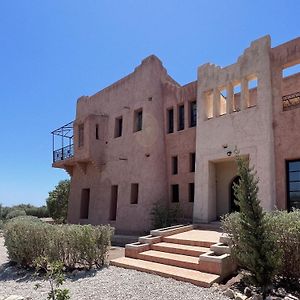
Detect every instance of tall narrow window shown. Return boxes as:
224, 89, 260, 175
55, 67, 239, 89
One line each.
130, 183, 139, 204
80, 188, 90, 219
178, 104, 184, 131
167, 108, 174, 133
219, 89, 227, 115
189, 182, 195, 203
172, 156, 178, 175
171, 184, 179, 203
206, 91, 213, 119
96, 124, 99, 140
189, 101, 197, 127
110, 185, 118, 221
78, 124, 84, 147
114, 117, 123, 138
190, 152, 196, 172
134, 109, 143, 132
286, 160, 300, 210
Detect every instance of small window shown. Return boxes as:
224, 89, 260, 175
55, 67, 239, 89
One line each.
167, 108, 174, 133
114, 117, 123, 138
80, 188, 90, 219
172, 156, 178, 175
286, 160, 300, 211
78, 124, 84, 147
110, 185, 118, 221
189, 101, 197, 127
96, 124, 99, 140
190, 152, 195, 172
171, 184, 179, 203
178, 104, 184, 131
189, 182, 195, 203
130, 183, 139, 204
248, 78, 258, 90
134, 109, 143, 132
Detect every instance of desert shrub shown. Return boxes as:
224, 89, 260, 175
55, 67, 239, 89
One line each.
0, 219, 3, 230
4, 218, 114, 269
151, 202, 181, 229
265, 209, 300, 280
47, 180, 70, 223
6, 209, 26, 219
25, 206, 49, 218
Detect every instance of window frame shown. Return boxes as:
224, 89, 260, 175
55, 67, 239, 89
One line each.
177, 104, 185, 131
189, 100, 197, 127
134, 108, 143, 132
286, 159, 300, 211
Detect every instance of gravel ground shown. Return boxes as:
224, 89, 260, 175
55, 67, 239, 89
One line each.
0, 237, 228, 300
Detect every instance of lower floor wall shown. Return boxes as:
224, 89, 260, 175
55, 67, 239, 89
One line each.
66, 156, 300, 234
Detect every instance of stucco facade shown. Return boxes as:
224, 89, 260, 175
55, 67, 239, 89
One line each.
52, 35, 300, 234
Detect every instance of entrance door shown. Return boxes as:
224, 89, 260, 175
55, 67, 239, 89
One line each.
230, 176, 240, 212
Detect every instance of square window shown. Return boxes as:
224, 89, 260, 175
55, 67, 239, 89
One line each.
189, 183, 195, 203
131, 183, 139, 204
171, 184, 179, 203
178, 104, 184, 131
189, 101, 197, 127
172, 156, 178, 175
80, 188, 90, 219
167, 108, 174, 133
78, 124, 84, 147
190, 152, 195, 172
134, 109, 143, 132
114, 117, 123, 138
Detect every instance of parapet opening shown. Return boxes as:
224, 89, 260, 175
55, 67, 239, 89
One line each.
233, 84, 241, 112
248, 76, 258, 107
219, 89, 227, 116
283, 63, 300, 78
206, 91, 213, 119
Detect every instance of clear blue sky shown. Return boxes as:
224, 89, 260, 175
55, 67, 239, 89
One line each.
0, 0, 299, 207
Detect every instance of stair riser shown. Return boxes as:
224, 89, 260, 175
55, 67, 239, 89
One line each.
150, 245, 205, 257
163, 237, 214, 248
110, 260, 214, 288
137, 253, 199, 271
137, 253, 223, 275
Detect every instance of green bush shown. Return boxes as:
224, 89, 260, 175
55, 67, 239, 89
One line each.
6, 209, 26, 219
265, 209, 300, 280
150, 202, 181, 229
222, 209, 300, 281
4, 218, 114, 270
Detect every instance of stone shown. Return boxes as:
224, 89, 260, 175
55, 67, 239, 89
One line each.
5, 296, 25, 300
223, 288, 235, 299
284, 295, 299, 300
235, 292, 248, 300
249, 295, 263, 300
244, 287, 253, 297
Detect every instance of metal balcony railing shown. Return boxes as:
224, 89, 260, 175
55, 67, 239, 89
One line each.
53, 144, 74, 163
51, 121, 74, 163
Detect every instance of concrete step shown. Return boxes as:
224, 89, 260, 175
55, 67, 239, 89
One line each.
151, 242, 209, 257
137, 250, 200, 271
110, 257, 220, 287
163, 229, 221, 248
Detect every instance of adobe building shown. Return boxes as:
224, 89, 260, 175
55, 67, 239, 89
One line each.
52, 35, 300, 234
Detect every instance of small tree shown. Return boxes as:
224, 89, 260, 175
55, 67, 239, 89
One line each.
233, 156, 280, 294
46, 180, 70, 223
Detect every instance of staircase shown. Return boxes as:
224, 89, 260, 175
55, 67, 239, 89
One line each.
110, 224, 236, 287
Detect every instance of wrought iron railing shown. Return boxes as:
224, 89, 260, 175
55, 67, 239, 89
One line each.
53, 144, 74, 163
282, 91, 300, 110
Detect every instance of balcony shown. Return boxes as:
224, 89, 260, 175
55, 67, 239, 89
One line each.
51, 121, 74, 164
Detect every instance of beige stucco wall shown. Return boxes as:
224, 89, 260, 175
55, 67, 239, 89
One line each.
194, 36, 276, 223
271, 37, 300, 209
